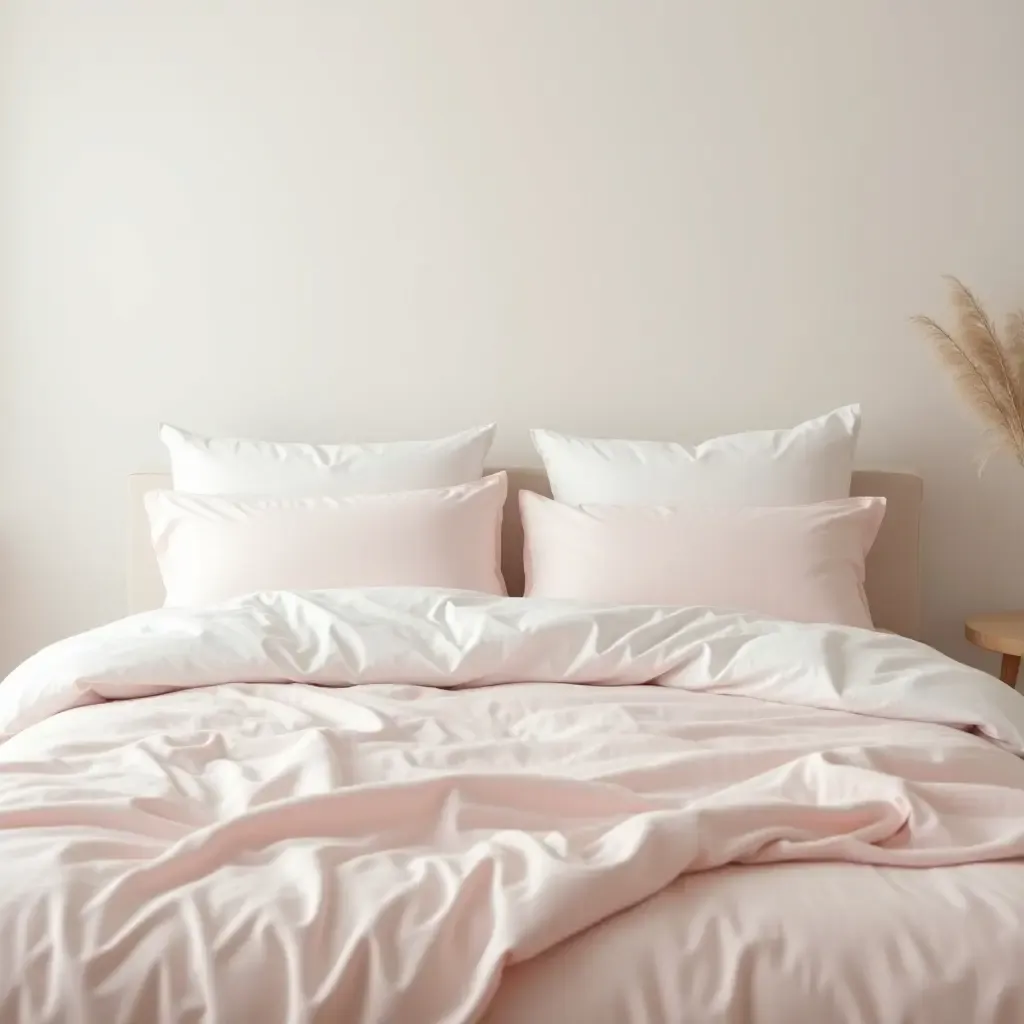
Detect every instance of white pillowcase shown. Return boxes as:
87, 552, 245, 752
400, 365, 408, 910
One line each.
531, 406, 860, 506
146, 474, 508, 607
161, 423, 495, 496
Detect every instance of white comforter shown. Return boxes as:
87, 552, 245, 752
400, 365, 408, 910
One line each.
0, 588, 1022, 1024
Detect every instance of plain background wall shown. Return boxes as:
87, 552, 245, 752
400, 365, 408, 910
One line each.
1, 1, 1023, 674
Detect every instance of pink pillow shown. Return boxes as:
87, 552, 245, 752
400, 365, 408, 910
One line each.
520, 491, 885, 628
147, 474, 507, 607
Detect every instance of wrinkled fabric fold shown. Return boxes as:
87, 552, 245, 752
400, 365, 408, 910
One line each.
0, 588, 1022, 1023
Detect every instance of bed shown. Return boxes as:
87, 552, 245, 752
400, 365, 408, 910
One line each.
1, 462, 1023, 1024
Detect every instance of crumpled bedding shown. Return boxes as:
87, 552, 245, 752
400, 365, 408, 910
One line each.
0, 588, 1022, 1024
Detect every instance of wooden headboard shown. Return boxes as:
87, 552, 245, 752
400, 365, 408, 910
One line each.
128, 469, 923, 637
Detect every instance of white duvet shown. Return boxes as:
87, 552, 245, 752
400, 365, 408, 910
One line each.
0, 588, 1022, 1023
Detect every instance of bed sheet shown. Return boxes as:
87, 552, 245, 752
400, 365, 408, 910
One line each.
0, 588, 1022, 1023
486, 857, 1024, 1023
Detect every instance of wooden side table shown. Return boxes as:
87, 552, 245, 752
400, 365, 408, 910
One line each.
965, 613, 1024, 687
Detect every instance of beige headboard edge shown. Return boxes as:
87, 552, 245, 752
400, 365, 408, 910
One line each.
128, 468, 923, 638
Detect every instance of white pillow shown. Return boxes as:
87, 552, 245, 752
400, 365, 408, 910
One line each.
161, 423, 495, 496
531, 406, 860, 506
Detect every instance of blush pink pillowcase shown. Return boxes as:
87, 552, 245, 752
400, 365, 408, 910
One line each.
147, 474, 507, 607
520, 491, 885, 628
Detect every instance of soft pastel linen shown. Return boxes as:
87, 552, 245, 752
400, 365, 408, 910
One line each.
531, 405, 860, 505
1, 588, 1022, 1023
161, 422, 495, 495
521, 490, 884, 627
146, 474, 507, 605
487, 858, 1024, 1024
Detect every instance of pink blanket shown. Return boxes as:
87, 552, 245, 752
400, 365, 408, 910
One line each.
1, 588, 1023, 1023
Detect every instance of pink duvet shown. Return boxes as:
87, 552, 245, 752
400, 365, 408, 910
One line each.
1, 588, 1023, 1023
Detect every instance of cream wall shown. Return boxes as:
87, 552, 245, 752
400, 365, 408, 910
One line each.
1, 1, 1023, 673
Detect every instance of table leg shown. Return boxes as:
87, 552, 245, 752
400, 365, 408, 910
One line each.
1000, 653, 1021, 687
